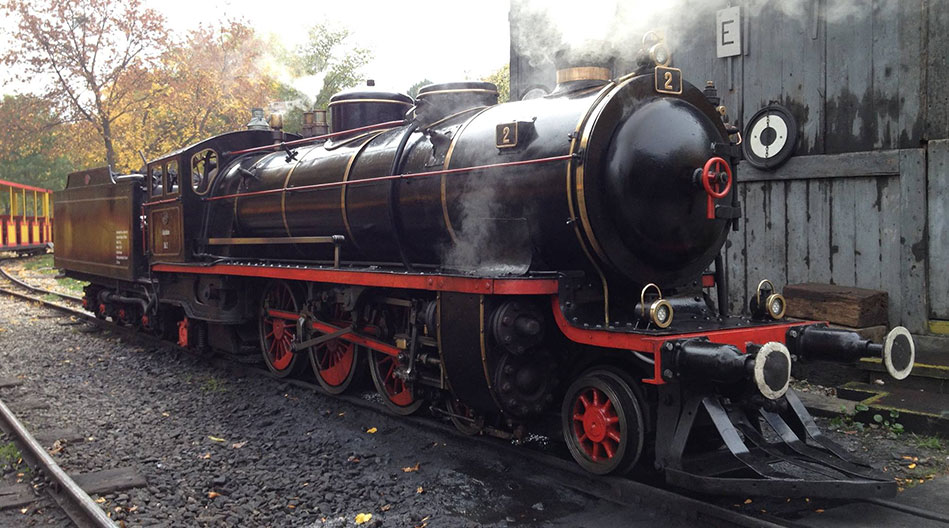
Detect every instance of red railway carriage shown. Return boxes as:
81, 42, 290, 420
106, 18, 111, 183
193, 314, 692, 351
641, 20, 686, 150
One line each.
54, 43, 916, 499
0, 179, 53, 254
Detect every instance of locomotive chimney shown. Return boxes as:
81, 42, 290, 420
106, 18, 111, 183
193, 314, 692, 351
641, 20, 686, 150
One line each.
552, 45, 613, 93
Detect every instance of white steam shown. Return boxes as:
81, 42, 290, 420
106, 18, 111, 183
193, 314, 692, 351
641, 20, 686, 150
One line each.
512, 0, 894, 70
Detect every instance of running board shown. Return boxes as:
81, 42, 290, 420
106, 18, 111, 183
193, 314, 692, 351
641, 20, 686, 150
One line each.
660, 389, 897, 499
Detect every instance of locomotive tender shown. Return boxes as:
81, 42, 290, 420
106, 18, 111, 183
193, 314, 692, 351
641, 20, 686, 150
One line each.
54, 37, 917, 498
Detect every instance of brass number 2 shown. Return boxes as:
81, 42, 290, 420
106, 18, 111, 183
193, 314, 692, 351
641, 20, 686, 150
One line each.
664, 72, 673, 90
502, 126, 511, 143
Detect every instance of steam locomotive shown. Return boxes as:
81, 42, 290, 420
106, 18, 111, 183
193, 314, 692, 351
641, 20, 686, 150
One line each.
54, 36, 916, 498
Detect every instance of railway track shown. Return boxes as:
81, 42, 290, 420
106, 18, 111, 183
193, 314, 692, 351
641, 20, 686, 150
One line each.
0, 397, 116, 528
0, 267, 117, 527
2, 265, 947, 527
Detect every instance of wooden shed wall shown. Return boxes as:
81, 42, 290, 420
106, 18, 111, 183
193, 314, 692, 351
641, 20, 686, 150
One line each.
510, 0, 947, 333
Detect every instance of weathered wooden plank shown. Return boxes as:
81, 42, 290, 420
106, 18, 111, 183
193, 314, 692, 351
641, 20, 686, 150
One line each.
0, 484, 37, 509
744, 182, 767, 299
71, 467, 147, 495
726, 182, 748, 314
786, 180, 809, 284
33, 428, 84, 446
805, 0, 827, 155
737, 150, 901, 182
0, 468, 146, 510
899, 149, 928, 332
927, 3, 949, 139
928, 140, 949, 318
0, 378, 22, 389
880, 175, 902, 329
806, 179, 832, 283
830, 178, 856, 286
741, 1, 785, 116
898, 0, 926, 147
853, 178, 882, 291
765, 181, 787, 287
872, 0, 901, 149
8, 399, 48, 413
784, 282, 888, 327
824, 0, 875, 153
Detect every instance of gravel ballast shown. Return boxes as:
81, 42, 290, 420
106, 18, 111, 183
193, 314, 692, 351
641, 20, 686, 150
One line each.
0, 294, 688, 527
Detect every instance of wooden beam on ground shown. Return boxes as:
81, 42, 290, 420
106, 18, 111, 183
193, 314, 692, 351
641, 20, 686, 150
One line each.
784, 283, 889, 328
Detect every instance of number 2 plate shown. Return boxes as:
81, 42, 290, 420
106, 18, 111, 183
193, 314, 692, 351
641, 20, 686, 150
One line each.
654, 66, 682, 95
496, 122, 518, 148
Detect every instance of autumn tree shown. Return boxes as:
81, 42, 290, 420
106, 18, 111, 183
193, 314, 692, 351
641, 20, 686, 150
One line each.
2, 0, 168, 171
0, 94, 72, 189
288, 24, 372, 108
483, 64, 510, 103
120, 19, 280, 164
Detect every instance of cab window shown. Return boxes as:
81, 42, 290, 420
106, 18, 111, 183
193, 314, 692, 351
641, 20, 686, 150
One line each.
150, 164, 164, 196
191, 149, 218, 195
166, 160, 179, 194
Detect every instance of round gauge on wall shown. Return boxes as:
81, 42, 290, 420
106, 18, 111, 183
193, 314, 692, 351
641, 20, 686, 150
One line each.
742, 104, 798, 170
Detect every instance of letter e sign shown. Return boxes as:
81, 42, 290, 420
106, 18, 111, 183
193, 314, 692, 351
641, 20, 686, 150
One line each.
716, 6, 741, 58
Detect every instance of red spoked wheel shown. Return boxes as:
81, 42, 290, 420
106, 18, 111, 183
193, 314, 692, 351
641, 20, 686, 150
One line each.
702, 156, 733, 219
308, 306, 360, 394
258, 281, 301, 377
369, 350, 422, 415
562, 369, 645, 475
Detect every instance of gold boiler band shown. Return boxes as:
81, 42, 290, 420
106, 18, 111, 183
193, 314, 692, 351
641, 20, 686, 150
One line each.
566, 81, 618, 324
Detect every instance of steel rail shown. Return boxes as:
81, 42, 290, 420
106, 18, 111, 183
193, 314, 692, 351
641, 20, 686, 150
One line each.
0, 393, 115, 527
0, 267, 83, 303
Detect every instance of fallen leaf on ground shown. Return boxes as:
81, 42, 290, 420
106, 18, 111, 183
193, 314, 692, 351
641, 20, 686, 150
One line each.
743, 498, 752, 504
200, 453, 211, 460
355, 512, 373, 524
208, 436, 226, 442
232, 441, 247, 449
366, 427, 377, 434
48, 441, 64, 455
402, 463, 420, 473
381, 504, 392, 512
95, 497, 106, 504
909, 463, 917, 469
417, 486, 424, 494
208, 491, 220, 499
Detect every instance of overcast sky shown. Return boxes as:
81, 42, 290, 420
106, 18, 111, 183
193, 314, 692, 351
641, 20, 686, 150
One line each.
150, 0, 512, 96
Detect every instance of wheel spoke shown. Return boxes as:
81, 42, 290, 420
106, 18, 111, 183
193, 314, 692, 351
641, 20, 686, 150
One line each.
602, 441, 615, 459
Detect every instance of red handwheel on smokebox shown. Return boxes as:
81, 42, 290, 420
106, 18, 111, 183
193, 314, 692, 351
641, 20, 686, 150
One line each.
702, 156, 732, 219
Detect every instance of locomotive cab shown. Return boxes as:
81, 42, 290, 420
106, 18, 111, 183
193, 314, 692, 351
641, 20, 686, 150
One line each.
140, 129, 295, 265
